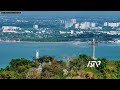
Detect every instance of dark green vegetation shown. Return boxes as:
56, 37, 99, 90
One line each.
0, 54, 120, 79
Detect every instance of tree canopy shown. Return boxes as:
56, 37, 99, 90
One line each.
0, 55, 120, 79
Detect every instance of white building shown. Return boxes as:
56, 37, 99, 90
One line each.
91, 23, 96, 27
79, 22, 91, 29
104, 22, 108, 26
65, 20, 72, 28
70, 30, 74, 34
79, 23, 86, 29
75, 23, 79, 29
76, 31, 83, 34
108, 23, 117, 28
42, 30, 45, 34
91, 27, 102, 30
33, 24, 39, 29
59, 31, 67, 34
65, 19, 76, 28
60, 20, 65, 24
102, 31, 118, 35
71, 19, 76, 24
97, 27, 102, 30
84, 22, 90, 28
104, 22, 120, 28
2, 26, 21, 33
25, 30, 31, 33
2, 26, 20, 30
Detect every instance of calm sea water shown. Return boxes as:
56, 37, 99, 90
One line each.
0, 42, 120, 68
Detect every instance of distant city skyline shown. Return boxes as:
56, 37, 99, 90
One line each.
1, 11, 120, 17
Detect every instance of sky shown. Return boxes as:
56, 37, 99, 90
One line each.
1, 11, 120, 17
21, 11, 120, 17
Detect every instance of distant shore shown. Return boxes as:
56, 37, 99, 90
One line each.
19, 41, 74, 44
0, 40, 87, 44
2, 40, 120, 44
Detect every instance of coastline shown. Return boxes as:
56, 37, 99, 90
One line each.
0, 40, 87, 44
1, 40, 120, 44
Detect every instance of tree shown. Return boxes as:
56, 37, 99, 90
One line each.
26, 69, 41, 79
37, 56, 57, 63
0, 71, 15, 79
41, 63, 64, 79
9, 58, 32, 68
96, 58, 108, 73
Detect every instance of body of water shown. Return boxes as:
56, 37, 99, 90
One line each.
0, 42, 120, 68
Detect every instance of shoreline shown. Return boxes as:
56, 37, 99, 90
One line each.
1, 40, 120, 44
0, 41, 87, 44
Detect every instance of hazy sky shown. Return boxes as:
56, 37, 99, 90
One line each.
22, 11, 120, 16
2, 11, 120, 17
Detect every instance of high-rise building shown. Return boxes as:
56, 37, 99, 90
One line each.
65, 21, 72, 28
71, 19, 76, 24
79, 23, 86, 29
91, 23, 96, 27
79, 22, 96, 29
79, 22, 90, 29
60, 20, 65, 24
80, 22, 90, 29
104, 22, 108, 26
75, 23, 79, 29
65, 19, 76, 28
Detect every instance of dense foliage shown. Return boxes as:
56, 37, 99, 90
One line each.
0, 54, 120, 79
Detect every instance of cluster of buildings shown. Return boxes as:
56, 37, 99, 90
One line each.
2, 19, 120, 36
104, 22, 120, 28
59, 30, 83, 35
101, 31, 120, 35
2, 24, 39, 33
64, 19, 120, 30
75, 22, 102, 30
65, 19, 102, 30
2, 26, 21, 33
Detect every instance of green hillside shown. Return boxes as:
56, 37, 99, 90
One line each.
0, 54, 120, 79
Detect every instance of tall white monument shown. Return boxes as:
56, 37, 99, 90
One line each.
36, 50, 39, 59
89, 38, 98, 60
